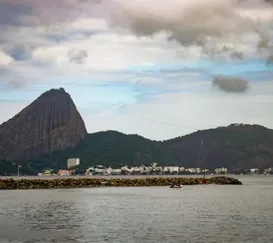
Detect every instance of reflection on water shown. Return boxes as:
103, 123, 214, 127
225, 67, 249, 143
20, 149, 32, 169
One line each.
0, 176, 273, 243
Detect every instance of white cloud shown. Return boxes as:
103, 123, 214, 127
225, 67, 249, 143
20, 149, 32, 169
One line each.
0, 51, 14, 67
31, 31, 190, 72
64, 17, 109, 33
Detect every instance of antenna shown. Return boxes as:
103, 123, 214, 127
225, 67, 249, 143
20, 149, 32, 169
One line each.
200, 139, 205, 177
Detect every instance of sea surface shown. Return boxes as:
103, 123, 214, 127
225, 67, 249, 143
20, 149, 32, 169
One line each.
0, 175, 273, 243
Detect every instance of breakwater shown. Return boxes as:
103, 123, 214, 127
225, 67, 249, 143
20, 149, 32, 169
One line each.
0, 176, 242, 190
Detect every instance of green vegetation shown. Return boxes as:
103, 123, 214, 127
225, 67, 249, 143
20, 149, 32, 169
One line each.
23, 131, 175, 173
1, 124, 273, 175
0, 176, 242, 190
0, 160, 17, 176
166, 124, 273, 171
0, 159, 36, 176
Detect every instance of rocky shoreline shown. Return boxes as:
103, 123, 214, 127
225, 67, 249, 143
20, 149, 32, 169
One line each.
0, 176, 242, 190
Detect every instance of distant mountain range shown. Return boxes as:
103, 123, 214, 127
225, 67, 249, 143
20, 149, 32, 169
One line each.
1, 88, 273, 175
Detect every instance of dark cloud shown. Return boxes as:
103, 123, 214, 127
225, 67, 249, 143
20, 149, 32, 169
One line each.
0, 0, 102, 26
0, 2, 32, 26
108, 1, 257, 45
68, 49, 88, 64
212, 75, 249, 93
4, 45, 31, 61
264, 0, 273, 4
106, 0, 273, 61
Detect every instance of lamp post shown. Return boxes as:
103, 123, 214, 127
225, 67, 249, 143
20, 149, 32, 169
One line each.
13, 163, 22, 176
17, 165, 22, 176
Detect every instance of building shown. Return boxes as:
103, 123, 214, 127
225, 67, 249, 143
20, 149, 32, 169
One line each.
215, 167, 228, 174
187, 168, 197, 174
110, 168, 121, 175
85, 166, 94, 176
179, 167, 185, 172
195, 168, 202, 174
58, 169, 71, 176
264, 167, 273, 174
38, 168, 54, 176
67, 158, 80, 169
85, 165, 110, 175
202, 169, 210, 174
164, 166, 179, 174
121, 165, 130, 174
250, 168, 259, 175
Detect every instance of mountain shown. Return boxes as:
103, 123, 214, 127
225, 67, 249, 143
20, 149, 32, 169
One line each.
165, 124, 273, 171
10, 124, 273, 174
18, 131, 171, 173
1, 87, 273, 175
0, 88, 87, 161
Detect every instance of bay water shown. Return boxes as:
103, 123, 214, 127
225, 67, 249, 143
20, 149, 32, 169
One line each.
0, 175, 272, 243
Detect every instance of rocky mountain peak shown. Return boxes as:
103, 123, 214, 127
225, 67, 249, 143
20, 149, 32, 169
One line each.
0, 88, 87, 161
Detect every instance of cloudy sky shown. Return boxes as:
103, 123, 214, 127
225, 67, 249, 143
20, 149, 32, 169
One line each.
0, 0, 273, 140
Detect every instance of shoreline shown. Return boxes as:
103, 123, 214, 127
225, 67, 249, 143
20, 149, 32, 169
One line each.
0, 176, 242, 190
0, 174, 259, 180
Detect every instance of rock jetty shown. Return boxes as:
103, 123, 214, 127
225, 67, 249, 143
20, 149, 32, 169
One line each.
0, 176, 242, 190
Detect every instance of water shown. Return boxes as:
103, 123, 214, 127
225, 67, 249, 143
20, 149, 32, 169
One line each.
0, 176, 273, 243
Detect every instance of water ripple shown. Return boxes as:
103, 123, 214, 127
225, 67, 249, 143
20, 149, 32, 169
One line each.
0, 176, 273, 242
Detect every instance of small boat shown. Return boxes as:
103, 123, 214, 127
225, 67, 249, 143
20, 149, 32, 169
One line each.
169, 184, 183, 189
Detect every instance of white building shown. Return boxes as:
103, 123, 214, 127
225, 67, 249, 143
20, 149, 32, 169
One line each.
186, 168, 202, 174
264, 167, 273, 174
179, 167, 185, 172
96, 168, 107, 174
195, 168, 202, 174
112, 169, 121, 174
164, 166, 179, 174
151, 163, 157, 169
250, 168, 259, 174
215, 167, 228, 174
121, 165, 130, 174
67, 158, 80, 169
187, 168, 197, 174
58, 169, 70, 176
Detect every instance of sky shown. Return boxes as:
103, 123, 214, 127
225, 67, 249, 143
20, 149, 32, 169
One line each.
0, 0, 273, 140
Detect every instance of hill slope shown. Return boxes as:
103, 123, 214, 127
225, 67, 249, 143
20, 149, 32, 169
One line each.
24, 131, 175, 173
0, 88, 87, 161
13, 124, 273, 174
165, 124, 273, 171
